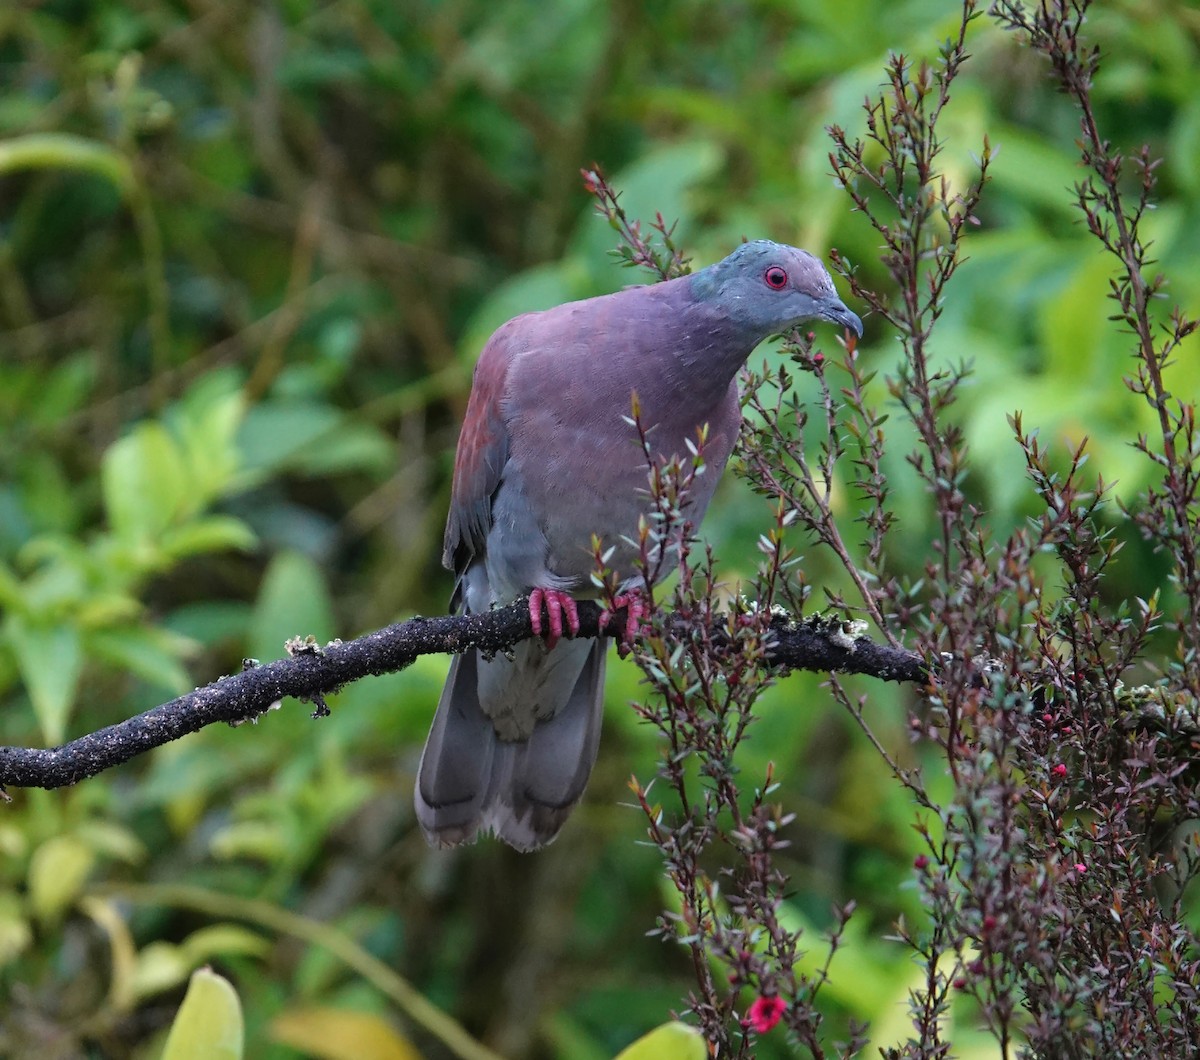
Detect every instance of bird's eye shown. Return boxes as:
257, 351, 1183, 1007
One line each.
764, 266, 788, 290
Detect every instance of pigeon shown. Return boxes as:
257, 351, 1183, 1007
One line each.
416, 240, 862, 850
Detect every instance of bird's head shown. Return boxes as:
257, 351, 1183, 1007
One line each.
691, 240, 862, 343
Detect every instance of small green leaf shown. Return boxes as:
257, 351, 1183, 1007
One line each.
27, 834, 95, 925
7, 617, 83, 745
133, 940, 193, 1000
102, 423, 188, 540
0, 132, 133, 194
0, 889, 33, 967
74, 819, 147, 864
178, 924, 271, 967
161, 967, 244, 1060
209, 820, 289, 864
615, 1021, 706, 1060
159, 516, 257, 560
87, 626, 194, 695
170, 375, 247, 506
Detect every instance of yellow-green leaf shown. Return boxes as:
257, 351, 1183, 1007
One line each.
28, 834, 94, 925
160, 967, 244, 1060
270, 1007, 420, 1060
179, 924, 271, 966
0, 132, 133, 193
80, 896, 139, 1013
614, 1021, 706, 1060
0, 889, 32, 968
102, 422, 189, 540
132, 940, 193, 1001
7, 617, 83, 745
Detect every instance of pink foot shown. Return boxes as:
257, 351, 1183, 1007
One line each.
529, 588, 579, 651
600, 590, 648, 655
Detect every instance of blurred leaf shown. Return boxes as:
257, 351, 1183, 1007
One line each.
209, 820, 289, 864
1169, 97, 1200, 194
614, 1021, 706, 1060
159, 516, 257, 560
179, 924, 271, 966
0, 132, 133, 193
6, 617, 82, 744
284, 421, 395, 478
161, 966, 244, 1060
132, 940, 195, 1001
250, 550, 336, 664
0, 889, 32, 968
270, 1007, 420, 1060
75, 819, 147, 864
102, 422, 189, 542
236, 401, 344, 480
87, 625, 194, 695
80, 895, 139, 1013
168, 372, 248, 506
131, 925, 267, 1002
27, 834, 94, 925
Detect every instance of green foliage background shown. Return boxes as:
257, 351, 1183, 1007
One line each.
1, 0, 1198, 1056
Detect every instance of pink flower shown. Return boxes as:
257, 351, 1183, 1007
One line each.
1052, 763, 1068, 777
744, 995, 786, 1034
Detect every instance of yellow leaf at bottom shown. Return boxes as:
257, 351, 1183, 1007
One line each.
270, 1006, 420, 1060
615, 1020, 707, 1060
160, 967, 243, 1060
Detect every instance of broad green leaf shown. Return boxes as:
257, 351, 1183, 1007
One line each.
284, 421, 395, 477
170, 373, 247, 506
28, 834, 95, 924
7, 617, 83, 744
235, 401, 343, 482
74, 591, 144, 628
74, 819, 147, 864
615, 1021, 706, 1060
250, 550, 336, 665
87, 626, 194, 695
161, 967, 244, 1060
270, 1007, 420, 1060
102, 423, 189, 540
159, 516, 257, 560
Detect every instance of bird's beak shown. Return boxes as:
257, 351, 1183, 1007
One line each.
820, 298, 863, 338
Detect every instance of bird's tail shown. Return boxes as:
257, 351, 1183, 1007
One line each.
414, 638, 606, 851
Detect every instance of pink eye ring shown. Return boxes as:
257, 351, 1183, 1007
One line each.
764, 266, 788, 289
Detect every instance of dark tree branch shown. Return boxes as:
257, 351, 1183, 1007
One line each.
0, 602, 926, 791
3, 601, 1189, 794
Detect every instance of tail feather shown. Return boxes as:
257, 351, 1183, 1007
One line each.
413, 651, 495, 847
415, 639, 607, 851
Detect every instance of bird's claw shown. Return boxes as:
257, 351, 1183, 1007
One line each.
529, 588, 579, 650
600, 591, 647, 656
